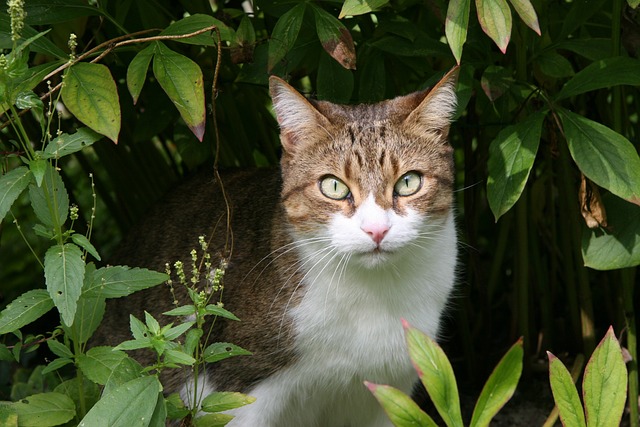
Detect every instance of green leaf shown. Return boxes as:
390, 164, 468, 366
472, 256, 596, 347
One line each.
445, 0, 471, 64
404, 321, 463, 427
193, 413, 235, 427
0, 15, 67, 58
163, 322, 194, 341
29, 159, 46, 187
13, 392, 75, 427
46, 339, 73, 359
536, 51, 575, 78
82, 265, 168, 298
582, 194, 640, 270
152, 42, 206, 141
71, 234, 101, 261
163, 349, 196, 366
0, 402, 18, 427
41, 357, 73, 375
583, 327, 627, 427
559, 109, 640, 206
163, 305, 195, 316
24, 0, 102, 25
339, 0, 389, 18
508, 0, 540, 35
61, 62, 121, 143
547, 352, 586, 427
487, 111, 546, 221
310, 4, 356, 70
0, 166, 31, 223
365, 382, 438, 426
267, 3, 306, 71
469, 338, 523, 427
0, 289, 54, 335
53, 377, 101, 419
44, 243, 85, 327
43, 127, 103, 159
204, 305, 240, 321
77, 347, 129, 385
556, 57, 640, 100
159, 14, 233, 45
28, 163, 68, 229
316, 51, 354, 103
78, 376, 160, 427
126, 44, 155, 105
475, 0, 512, 53
62, 293, 105, 345
201, 392, 256, 413
203, 342, 252, 363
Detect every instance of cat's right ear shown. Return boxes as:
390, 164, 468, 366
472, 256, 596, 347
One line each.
269, 76, 331, 153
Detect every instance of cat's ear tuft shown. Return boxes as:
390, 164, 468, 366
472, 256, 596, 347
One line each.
404, 67, 459, 138
269, 76, 330, 153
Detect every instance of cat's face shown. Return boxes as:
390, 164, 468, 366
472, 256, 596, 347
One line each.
270, 70, 458, 268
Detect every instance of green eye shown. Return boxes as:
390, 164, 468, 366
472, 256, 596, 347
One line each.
394, 172, 422, 196
320, 176, 350, 200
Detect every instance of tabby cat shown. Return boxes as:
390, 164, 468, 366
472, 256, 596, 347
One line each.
97, 67, 459, 427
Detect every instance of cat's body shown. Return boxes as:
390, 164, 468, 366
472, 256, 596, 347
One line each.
96, 69, 459, 426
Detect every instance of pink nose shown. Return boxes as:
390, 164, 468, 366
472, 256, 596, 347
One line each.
361, 223, 389, 245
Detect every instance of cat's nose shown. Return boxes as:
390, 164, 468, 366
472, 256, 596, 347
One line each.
361, 223, 389, 245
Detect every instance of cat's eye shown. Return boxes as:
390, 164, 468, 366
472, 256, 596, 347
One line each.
319, 176, 350, 200
394, 172, 422, 197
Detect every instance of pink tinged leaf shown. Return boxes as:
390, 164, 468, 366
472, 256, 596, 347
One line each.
312, 5, 357, 70
339, 0, 390, 18
475, 0, 513, 53
508, 0, 541, 35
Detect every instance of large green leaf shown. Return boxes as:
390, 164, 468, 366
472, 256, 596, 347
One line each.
310, 4, 356, 70
28, 164, 69, 229
267, 3, 306, 71
77, 347, 129, 385
487, 111, 546, 221
62, 293, 105, 345
508, 0, 540, 35
559, 109, 640, 206
446, 0, 471, 64
582, 327, 627, 427
469, 339, 523, 427
404, 321, 463, 427
475, 0, 512, 53
365, 382, 438, 427
153, 42, 205, 141
0, 290, 54, 335
0, 166, 31, 223
548, 352, 586, 427
78, 376, 160, 427
582, 194, 640, 270
13, 392, 75, 427
82, 265, 168, 298
62, 62, 121, 143
42, 127, 103, 159
339, 0, 389, 18
44, 243, 85, 327
556, 57, 640, 100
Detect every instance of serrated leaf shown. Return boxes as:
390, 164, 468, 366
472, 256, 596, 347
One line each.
339, 0, 389, 18
365, 382, 438, 426
13, 392, 75, 427
77, 347, 128, 385
508, 0, 540, 34
556, 57, 640, 100
28, 163, 68, 229
267, 3, 306, 71
126, 44, 155, 104
582, 194, 640, 270
61, 62, 121, 143
152, 42, 205, 141
204, 305, 240, 321
78, 376, 160, 427
311, 4, 356, 70
0, 166, 31, 223
0, 289, 53, 334
82, 265, 168, 298
43, 127, 103, 159
29, 159, 46, 187
476, 0, 512, 53
582, 327, 627, 427
559, 109, 640, 206
62, 293, 105, 345
46, 339, 73, 359
548, 352, 586, 427
404, 321, 464, 427
0, 402, 18, 427
71, 233, 101, 261
446, 0, 471, 64
201, 392, 256, 413
44, 243, 85, 327
470, 338, 523, 427
203, 342, 252, 363
487, 111, 546, 221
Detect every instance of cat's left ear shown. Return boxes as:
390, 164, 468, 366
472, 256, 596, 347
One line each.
404, 67, 459, 137
269, 76, 331, 153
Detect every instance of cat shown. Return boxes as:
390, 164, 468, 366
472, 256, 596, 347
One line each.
96, 67, 459, 427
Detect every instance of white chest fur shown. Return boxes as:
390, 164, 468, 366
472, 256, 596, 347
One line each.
226, 212, 457, 427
